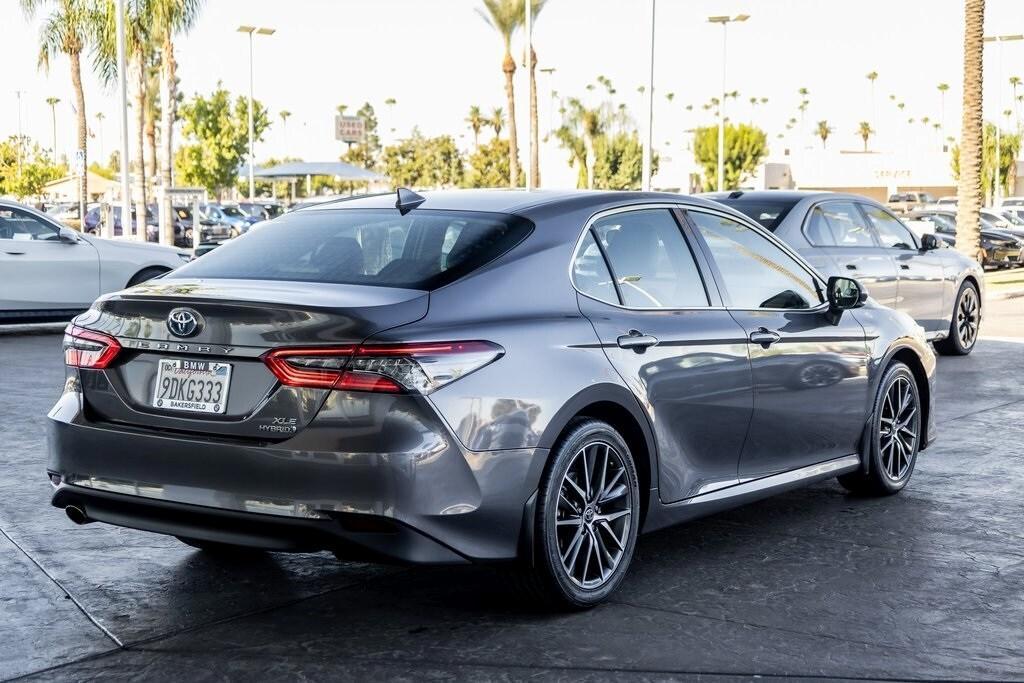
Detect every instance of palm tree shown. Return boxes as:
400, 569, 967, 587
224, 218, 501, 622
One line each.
151, 0, 202, 245
490, 107, 504, 137
1010, 76, 1021, 132
94, 110, 105, 159
956, 0, 984, 262
466, 105, 485, 148
279, 110, 291, 149
797, 87, 809, 122
866, 71, 878, 120
123, 1, 152, 239
383, 97, 396, 135
22, 0, 103, 212
556, 97, 603, 189
525, 0, 547, 188
857, 121, 874, 152
478, 0, 524, 187
45, 96, 61, 155
937, 82, 950, 133
816, 120, 832, 149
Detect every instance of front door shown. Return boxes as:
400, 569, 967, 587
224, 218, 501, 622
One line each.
573, 207, 754, 503
0, 206, 99, 312
687, 208, 871, 480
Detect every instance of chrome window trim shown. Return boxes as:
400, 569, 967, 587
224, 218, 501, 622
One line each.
798, 198, 880, 249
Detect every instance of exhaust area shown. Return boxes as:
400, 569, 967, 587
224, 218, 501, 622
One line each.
65, 505, 92, 525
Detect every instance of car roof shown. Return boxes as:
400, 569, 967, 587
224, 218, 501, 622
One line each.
299, 188, 734, 216
700, 190, 841, 203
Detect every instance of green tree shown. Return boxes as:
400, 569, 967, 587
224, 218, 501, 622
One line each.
692, 123, 768, 191
381, 132, 463, 189
173, 85, 270, 197
592, 130, 655, 190
857, 121, 874, 152
0, 136, 66, 198
21, 0, 106, 211
466, 105, 486, 149
816, 120, 833, 149
462, 137, 521, 187
951, 122, 1022, 203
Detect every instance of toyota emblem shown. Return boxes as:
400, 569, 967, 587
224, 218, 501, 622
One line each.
166, 308, 202, 338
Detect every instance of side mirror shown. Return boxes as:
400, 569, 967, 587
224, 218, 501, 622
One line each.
920, 233, 940, 251
58, 227, 79, 244
200, 219, 217, 226
825, 276, 867, 324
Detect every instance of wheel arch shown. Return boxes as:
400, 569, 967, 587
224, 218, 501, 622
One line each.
860, 344, 932, 474
126, 265, 171, 288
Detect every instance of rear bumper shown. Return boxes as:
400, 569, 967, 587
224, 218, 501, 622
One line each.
47, 390, 546, 563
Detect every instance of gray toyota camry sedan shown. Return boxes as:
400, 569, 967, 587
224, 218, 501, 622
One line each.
48, 189, 935, 608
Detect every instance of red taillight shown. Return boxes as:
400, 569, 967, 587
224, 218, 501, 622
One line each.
262, 341, 503, 394
63, 325, 121, 369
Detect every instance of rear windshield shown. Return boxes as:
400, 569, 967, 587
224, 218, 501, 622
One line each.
169, 208, 533, 290
715, 201, 795, 231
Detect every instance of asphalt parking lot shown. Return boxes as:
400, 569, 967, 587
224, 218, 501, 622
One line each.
2, 297, 1023, 682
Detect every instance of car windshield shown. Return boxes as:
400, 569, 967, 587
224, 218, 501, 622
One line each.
169, 208, 533, 290
221, 206, 245, 218
715, 200, 795, 231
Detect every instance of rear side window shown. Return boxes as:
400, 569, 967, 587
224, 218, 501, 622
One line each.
170, 209, 533, 290
806, 202, 875, 247
572, 232, 617, 304
717, 201, 794, 231
590, 209, 709, 308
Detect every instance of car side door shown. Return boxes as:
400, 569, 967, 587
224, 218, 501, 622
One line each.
802, 200, 899, 308
686, 209, 871, 480
858, 202, 948, 332
573, 206, 754, 503
0, 206, 99, 314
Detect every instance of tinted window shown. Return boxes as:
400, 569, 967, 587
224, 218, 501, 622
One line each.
572, 232, 617, 304
591, 209, 708, 308
170, 209, 532, 290
690, 211, 821, 310
862, 205, 917, 249
0, 207, 59, 241
806, 202, 875, 247
716, 201, 794, 231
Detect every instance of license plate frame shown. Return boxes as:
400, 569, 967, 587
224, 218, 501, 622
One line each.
152, 358, 232, 414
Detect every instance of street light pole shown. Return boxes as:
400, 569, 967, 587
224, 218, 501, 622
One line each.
115, 0, 131, 240
708, 14, 749, 192
641, 0, 655, 192
237, 25, 275, 202
984, 34, 1023, 207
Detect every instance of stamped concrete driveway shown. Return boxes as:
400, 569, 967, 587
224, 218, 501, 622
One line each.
2, 302, 1022, 681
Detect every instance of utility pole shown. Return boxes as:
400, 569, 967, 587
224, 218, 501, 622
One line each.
237, 25, 276, 202
708, 14, 749, 192
115, 0, 132, 240
15, 90, 24, 178
641, 0, 655, 192
984, 34, 1023, 207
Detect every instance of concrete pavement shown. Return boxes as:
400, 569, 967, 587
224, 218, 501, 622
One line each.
1, 302, 1022, 681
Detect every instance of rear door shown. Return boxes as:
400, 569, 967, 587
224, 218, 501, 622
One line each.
574, 206, 753, 502
803, 200, 899, 308
859, 202, 947, 332
686, 209, 871, 480
0, 205, 99, 313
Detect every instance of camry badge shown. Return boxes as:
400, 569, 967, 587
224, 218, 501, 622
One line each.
166, 308, 202, 338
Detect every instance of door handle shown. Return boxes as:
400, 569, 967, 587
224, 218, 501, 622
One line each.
616, 330, 659, 352
749, 327, 781, 348
3, 250, 26, 255
845, 263, 858, 271
900, 264, 910, 270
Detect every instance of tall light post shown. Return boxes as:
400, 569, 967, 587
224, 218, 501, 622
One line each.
641, 0, 656, 192
708, 13, 749, 192
984, 33, 1022, 207
237, 25, 275, 201
115, 0, 131, 240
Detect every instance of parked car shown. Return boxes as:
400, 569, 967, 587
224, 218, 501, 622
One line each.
907, 209, 1024, 268
0, 200, 189, 323
704, 190, 984, 355
83, 205, 138, 236
48, 189, 936, 608
237, 201, 285, 222
200, 203, 258, 236
934, 196, 958, 207
886, 191, 934, 215
980, 208, 1024, 237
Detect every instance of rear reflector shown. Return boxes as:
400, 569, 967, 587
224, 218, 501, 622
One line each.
63, 325, 121, 369
262, 341, 502, 394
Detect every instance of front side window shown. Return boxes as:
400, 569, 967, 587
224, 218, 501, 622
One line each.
590, 209, 708, 308
171, 208, 532, 290
690, 211, 821, 310
0, 208, 59, 241
806, 202, 875, 247
862, 204, 917, 249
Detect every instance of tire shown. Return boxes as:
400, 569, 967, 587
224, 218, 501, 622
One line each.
126, 266, 169, 287
176, 536, 264, 555
838, 361, 921, 496
510, 419, 641, 610
933, 281, 980, 356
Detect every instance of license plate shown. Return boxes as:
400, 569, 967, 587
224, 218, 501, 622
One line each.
152, 359, 232, 414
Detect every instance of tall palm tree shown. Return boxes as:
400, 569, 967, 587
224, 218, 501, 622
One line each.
478, 0, 523, 187
866, 71, 878, 121
45, 96, 61, 155
816, 120, 832, 149
22, 0, 104, 212
857, 121, 874, 152
94, 110, 105, 159
124, 0, 152, 239
956, 0, 984, 262
279, 110, 291, 149
937, 82, 950, 133
490, 107, 504, 137
466, 105, 485, 148
1010, 76, 1021, 132
152, 0, 202, 245
555, 97, 604, 189
525, 0, 547, 188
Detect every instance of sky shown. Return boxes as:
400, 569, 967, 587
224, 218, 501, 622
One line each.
3, 0, 1024, 188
